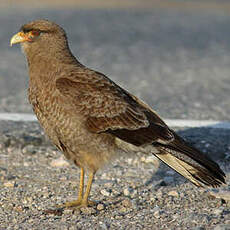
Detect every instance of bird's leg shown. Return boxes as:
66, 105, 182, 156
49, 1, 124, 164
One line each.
59, 169, 96, 208
78, 167, 85, 199
81, 171, 96, 207
60, 167, 85, 208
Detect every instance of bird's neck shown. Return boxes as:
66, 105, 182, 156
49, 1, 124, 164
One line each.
28, 49, 79, 66
24, 46, 83, 87
21, 40, 82, 68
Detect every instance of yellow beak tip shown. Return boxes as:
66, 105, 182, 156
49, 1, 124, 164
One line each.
10, 32, 26, 47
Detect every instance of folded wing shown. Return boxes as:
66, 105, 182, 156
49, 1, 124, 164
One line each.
56, 69, 174, 146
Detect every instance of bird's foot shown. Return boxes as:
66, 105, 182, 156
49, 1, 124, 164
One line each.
43, 199, 97, 215
58, 199, 97, 209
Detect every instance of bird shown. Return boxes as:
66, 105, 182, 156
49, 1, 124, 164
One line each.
10, 19, 225, 208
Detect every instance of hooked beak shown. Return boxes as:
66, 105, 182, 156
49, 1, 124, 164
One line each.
10, 31, 30, 46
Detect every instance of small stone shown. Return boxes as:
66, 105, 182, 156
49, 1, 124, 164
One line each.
172, 213, 179, 220
97, 203, 105, 211
122, 199, 132, 208
80, 207, 96, 215
63, 209, 74, 215
67, 226, 76, 230
3, 181, 16, 188
225, 220, 230, 225
156, 191, 163, 198
23, 162, 29, 167
50, 157, 69, 167
23, 196, 33, 205
22, 145, 36, 155
168, 190, 179, 197
115, 215, 123, 219
123, 187, 133, 196
213, 208, 223, 216
153, 210, 162, 219
99, 222, 109, 230
141, 155, 159, 165
119, 207, 127, 213
150, 196, 156, 202
14, 206, 24, 212
152, 206, 162, 219
127, 158, 133, 165
209, 191, 230, 202
101, 189, 111, 197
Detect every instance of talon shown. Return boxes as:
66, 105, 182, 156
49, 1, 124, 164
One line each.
61, 199, 83, 208
58, 199, 97, 209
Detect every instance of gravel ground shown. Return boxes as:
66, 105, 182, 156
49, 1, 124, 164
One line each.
0, 121, 229, 229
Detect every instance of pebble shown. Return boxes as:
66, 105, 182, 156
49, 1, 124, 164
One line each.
150, 196, 156, 202
3, 181, 16, 188
23, 162, 29, 167
121, 199, 132, 208
80, 207, 96, 215
153, 210, 164, 219
97, 203, 105, 211
156, 191, 163, 198
99, 222, 109, 230
209, 191, 230, 202
101, 189, 111, 197
65, 227, 75, 230
168, 190, 179, 197
123, 187, 133, 196
213, 208, 223, 216
22, 145, 36, 155
50, 157, 69, 167
140, 155, 159, 165
63, 209, 74, 215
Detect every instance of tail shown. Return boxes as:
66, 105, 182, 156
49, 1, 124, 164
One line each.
153, 133, 226, 187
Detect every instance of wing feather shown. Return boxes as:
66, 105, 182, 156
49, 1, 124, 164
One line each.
56, 70, 174, 146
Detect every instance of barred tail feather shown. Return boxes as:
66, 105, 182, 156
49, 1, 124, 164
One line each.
153, 134, 226, 188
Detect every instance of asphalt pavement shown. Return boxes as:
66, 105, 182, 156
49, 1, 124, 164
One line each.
1, 7, 230, 120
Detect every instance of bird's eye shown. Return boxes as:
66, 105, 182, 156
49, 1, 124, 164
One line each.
31, 30, 41, 37
27, 30, 41, 41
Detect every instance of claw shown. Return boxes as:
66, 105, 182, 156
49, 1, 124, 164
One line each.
58, 199, 97, 209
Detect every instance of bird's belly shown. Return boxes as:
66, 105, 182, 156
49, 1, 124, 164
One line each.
32, 99, 117, 172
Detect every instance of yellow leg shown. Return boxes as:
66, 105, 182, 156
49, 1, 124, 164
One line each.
60, 169, 96, 208
81, 171, 95, 206
61, 167, 85, 208
78, 167, 84, 200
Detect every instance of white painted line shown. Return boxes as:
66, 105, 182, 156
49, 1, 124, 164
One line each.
0, 113, 229, 129
0, 113, 37, 122
165, 119, 230, 129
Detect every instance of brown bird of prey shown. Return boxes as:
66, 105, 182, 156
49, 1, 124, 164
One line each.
10, 19, 225, 208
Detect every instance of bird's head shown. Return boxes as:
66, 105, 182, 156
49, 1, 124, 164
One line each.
10, 19, 70, 61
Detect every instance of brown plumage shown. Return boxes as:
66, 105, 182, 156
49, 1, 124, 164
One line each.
10, 19, 226, 207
